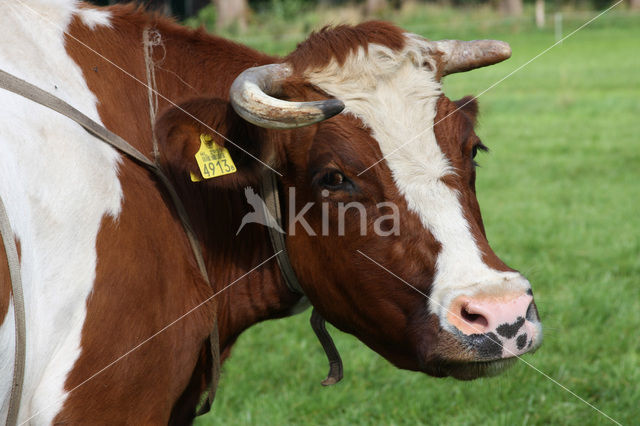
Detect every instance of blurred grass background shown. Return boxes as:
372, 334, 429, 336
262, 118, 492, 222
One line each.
179, 3, 640, 425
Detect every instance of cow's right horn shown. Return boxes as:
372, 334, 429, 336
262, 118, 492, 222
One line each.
229, 64, 344, 129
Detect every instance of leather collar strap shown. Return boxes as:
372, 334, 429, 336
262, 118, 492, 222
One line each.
259, 172, 305, 295
0, 68, 220, 418
259, 172, 343, 386
0, 196, 26, 426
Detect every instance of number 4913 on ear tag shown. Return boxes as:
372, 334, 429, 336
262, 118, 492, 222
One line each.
191, 134, 237, 182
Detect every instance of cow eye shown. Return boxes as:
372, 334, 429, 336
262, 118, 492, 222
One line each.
472, 145, 479, 159
471, 142, 488, 163
320, 170, 347, 189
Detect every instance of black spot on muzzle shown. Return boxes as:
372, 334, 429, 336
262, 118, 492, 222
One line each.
496, 316, 525, 339
468, 332, 503, 359
516, 333, 527, 350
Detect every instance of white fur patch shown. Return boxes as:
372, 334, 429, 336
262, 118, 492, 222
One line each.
304, 34, 530, 328
0, 1, 122, 423
77, 7, 112, 30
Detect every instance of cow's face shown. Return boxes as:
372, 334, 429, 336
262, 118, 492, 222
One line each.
283, 106, 543, 376
263, 31, 542, 378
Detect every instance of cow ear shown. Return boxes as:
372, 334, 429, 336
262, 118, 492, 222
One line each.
155, 98, 278, 189
453, 96, 479, 124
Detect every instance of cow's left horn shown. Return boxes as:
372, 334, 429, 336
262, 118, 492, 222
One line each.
433, 40, 511, 76
229, 64, 344, 129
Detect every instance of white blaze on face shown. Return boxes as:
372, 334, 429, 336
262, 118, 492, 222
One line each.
304, 34, 529, 329
0, 2, 117, 423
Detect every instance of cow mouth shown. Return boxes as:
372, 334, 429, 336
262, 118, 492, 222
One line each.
438, 358, 518, 380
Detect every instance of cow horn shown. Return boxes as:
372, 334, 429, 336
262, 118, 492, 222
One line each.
433, 40, 511, 76
229, 63, 345, 129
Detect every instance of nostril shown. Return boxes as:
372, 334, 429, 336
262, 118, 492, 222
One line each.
526, 301, 539, 322
460, 304, 489, 330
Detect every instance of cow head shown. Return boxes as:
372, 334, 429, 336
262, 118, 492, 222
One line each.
157, 22, 542, 380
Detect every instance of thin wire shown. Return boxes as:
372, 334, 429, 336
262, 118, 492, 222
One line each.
357, 0, 624, 176
357, 250, 621, 425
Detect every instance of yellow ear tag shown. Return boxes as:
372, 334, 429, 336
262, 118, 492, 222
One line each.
192, 134, 237, 181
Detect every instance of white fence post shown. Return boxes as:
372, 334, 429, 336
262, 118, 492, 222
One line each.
536, 0, 545, 28
555, 12, 563, 42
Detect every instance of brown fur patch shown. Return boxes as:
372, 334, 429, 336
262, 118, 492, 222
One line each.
286, 21, 406, 74
0, 237, 19, 324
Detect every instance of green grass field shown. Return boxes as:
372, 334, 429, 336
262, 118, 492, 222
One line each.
194, 6, 640, 425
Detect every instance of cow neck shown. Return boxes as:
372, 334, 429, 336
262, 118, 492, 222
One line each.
133, 23, 302, 368
143, 30, 222, 414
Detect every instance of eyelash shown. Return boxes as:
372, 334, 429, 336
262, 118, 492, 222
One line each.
472, 142, 488, 167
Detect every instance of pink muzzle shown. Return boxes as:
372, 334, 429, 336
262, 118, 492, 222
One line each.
448, 291, 541, 359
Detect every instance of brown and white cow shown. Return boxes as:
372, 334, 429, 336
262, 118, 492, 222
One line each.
0, 1, 541, 424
